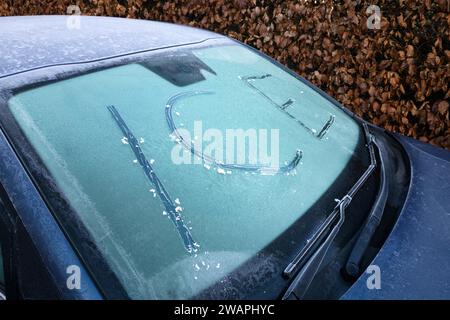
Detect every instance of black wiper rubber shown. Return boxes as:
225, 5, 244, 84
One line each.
240, 74, 335, 140
282, 122, 377, 299
166, 91, 303, 174
107, 105, 199, 253
345, 138, 389, 277
282, 195, 351, 300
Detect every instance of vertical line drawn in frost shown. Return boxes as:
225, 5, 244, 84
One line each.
240, 74, 335, 140
66, 5, 81, 30
166, 91, 303, 175
107, 105, 199, 253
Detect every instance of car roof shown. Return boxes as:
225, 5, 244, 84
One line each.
0, 16, 223, 79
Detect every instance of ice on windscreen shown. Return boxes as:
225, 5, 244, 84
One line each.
7, 44, 361, 299
137, 251, 251, 299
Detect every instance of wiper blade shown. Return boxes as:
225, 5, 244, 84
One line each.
282, 195, 351, 300
282, 122, 377, 299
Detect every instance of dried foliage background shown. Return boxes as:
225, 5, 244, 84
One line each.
1, 0, 449, 149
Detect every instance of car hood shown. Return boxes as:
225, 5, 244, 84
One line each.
343, 134, 450, 299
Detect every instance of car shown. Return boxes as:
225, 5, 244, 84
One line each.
0, 15, 449, 300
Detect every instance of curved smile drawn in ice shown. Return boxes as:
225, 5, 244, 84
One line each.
165, 91, 303, 175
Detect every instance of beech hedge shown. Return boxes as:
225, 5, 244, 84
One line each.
1, 0, 449, 148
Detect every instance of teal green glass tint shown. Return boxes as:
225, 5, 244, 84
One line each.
8, 44, 362, 299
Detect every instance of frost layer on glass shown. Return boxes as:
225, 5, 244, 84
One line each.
8, 44, 361, 299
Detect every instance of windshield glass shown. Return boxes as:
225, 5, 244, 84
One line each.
6, 43, 366, 299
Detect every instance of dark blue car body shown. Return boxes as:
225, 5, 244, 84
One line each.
343, 135, 450, 299
0, 16, 449, 300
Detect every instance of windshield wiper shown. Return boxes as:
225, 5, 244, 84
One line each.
282, 122, 377, 300
345, 136, 389, 277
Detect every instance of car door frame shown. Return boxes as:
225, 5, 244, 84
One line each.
0, 127, 103, 300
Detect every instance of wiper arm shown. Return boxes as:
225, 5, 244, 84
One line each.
282, 195, 351, 300
282, 122, 377, 300
345, 137, 389, 277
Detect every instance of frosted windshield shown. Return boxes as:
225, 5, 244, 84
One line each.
8, 44, 362, 299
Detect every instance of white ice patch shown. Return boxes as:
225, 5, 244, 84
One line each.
259, 167, 279, 176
